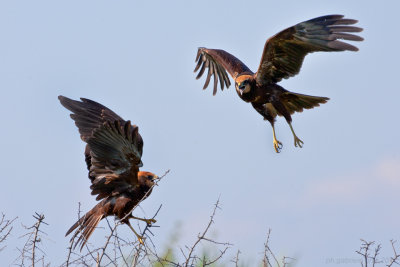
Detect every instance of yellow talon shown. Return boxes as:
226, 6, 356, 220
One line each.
137, 236, 145, 245
127, 223, 146, 245
289, 123, 304, 149
145, 218, 157, 225
273, 138, 283, 153
130, 215, 157, 226
272, 125, 283, 153
294, 136, 304, 148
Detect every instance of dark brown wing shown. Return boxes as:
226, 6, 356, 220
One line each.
256, 15, 363, 84
87, 120, 143, 200
58, 96, 124, 142
194, 47, 253, 95
59, 96, 144, 200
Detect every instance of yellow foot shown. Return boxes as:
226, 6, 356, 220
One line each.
273, 139, 283, 153
294, 136, 304, 148
143, 218, 156, 226
127, 223, 146, 245
130, 216, 157, 226
137, 235, 145, 245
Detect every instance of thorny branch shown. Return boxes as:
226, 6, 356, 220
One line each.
5, 199, 295, 267
356, 239, 400, 267
357, 239, 376, 267
262, 229, 295, 267
14, 212, 49, 267
182, 198, 232, 267
387, 240, 400, 267
31, 213, 47, 267
0, 213, 17, 252
232, 250, 240, 267
95, 218, 117, 267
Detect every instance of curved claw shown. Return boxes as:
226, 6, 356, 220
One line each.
130, 215, 157, 226
127, 223, 146, 245
144, 218, 157, 226
137, 235, 145, 245
273, 139, 283, 153
294, 136, 304, 148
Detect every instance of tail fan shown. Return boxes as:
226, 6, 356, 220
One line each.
65, 204, 104, 251
281, 92, 329, 115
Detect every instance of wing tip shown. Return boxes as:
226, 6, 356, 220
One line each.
58, 95, 70, 105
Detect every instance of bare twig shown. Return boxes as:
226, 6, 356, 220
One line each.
13, 212, 48, 267
232, 250, 241, 267
0, 213, 17, 252
387, 240, 400, 267
357, 239, 377, 267
31, 213, 47, 267
182, 198, 232, 267
262, 229, 294, 267
356, 239, 400, 267
372, 244, 383, 266
95, 218, 118, 267
282, 256, 296, 267
263, 229, 279, 267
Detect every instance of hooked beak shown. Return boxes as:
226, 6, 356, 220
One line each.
238, 87, 245, 96
237, 84, 244, 95
153, 175, 160, 185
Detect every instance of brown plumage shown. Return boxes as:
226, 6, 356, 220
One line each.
194, 15, 363, 152
59, 96, 158, 250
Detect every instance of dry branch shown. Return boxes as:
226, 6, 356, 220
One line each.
14, 212, 49, 267
0, 213, 17, 252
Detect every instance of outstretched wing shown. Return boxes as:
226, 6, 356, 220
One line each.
256, 15, 363, 85
58, 96, 124, 142
194, 47, 253, 95
87, 120, 143, 200
59, 96, 144, 200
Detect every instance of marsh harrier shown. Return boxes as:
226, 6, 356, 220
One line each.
194, 15, 363, 152
59, 96, 158, 250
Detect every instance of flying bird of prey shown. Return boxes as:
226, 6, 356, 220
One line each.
194, 15, 363, 152
59, 96, 158, 250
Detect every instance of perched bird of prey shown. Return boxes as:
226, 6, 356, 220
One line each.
194, 15, 363, 152
59, 96, 158, 250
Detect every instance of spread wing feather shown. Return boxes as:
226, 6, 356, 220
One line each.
88, 120, 143, 200
256, 15, 363, 84
194, 47, 253, 95
58, 96, 123, 141
59, 96, 144, 201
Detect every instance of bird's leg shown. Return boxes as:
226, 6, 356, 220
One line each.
126, 222, 145, 245
271, 124, 283, 153
288, 123, 303, 148
129, 215, 156, 226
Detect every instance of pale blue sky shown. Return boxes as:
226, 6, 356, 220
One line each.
0, 0, 399, 266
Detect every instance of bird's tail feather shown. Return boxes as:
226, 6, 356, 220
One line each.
281, 92, 329, 115
65, 203, 104, 251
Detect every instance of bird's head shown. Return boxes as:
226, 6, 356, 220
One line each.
235, 75, 253, 96
138, 171, 159, 188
